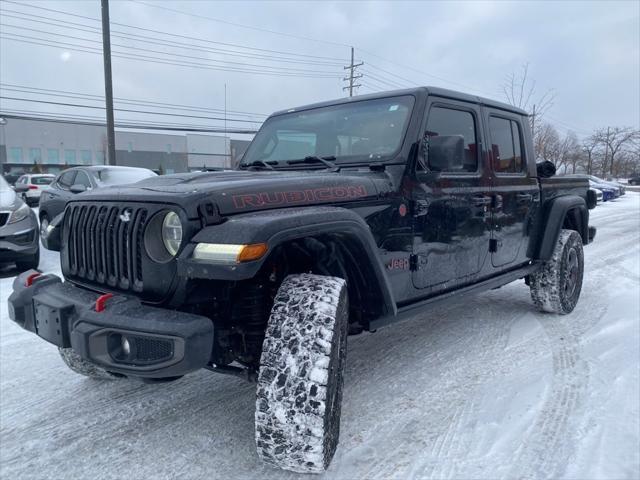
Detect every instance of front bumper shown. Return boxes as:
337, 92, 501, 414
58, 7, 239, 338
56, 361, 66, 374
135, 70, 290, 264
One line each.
8, 271, 214, 379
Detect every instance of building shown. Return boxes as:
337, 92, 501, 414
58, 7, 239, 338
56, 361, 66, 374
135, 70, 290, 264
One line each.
0, 116, 253, 176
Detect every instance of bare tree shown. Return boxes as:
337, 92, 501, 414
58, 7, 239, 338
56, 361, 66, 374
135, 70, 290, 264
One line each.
502, 63, 555, 139
582, 134, 602, 175
593, 127, 640, 177
534, 121, 560, 162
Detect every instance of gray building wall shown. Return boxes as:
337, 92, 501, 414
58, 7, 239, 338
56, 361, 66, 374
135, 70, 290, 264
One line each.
0, 117, 251, 176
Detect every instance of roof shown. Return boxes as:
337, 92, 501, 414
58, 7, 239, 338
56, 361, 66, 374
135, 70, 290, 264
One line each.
271, 86, 528, 117
78, 165, 152, 172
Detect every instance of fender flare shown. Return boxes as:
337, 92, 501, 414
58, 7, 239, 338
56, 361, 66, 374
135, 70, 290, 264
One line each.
530, 195, 589, 261
177, 206, 397, 317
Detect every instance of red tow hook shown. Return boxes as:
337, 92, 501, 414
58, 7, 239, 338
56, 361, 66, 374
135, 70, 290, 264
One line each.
95, 293, 114, 313
25, 272, 42, 287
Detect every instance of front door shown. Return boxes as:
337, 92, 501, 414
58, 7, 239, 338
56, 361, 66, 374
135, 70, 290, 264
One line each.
412, 100, 491, 292
484, 111, 539, 267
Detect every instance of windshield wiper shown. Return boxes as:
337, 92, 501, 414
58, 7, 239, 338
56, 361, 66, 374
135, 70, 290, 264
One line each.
287, 156, 339, 172
239, 160, 275, 171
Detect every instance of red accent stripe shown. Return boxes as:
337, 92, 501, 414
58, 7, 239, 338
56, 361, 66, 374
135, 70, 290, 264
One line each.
95, 293, 114, 313
25, 272, 42, 287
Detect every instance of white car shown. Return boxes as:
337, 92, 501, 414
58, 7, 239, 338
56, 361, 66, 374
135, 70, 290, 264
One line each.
14, 174, 55, 206
589, 187, 604, 205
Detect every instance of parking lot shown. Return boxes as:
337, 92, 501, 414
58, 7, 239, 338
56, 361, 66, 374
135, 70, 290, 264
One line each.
0, 194, 638, 479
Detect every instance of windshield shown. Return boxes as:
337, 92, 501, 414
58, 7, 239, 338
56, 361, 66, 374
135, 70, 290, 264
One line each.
242, 95, 415, 166
95, 168, 156, 186
32, 176, 54, 185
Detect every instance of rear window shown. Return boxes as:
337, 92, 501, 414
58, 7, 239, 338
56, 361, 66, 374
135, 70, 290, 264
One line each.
32, 177, 54, 185
489, 116, 524, 174
95, 168, 156, 186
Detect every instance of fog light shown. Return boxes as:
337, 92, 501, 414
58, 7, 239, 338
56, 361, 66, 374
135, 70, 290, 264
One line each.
122, 336, 131, 356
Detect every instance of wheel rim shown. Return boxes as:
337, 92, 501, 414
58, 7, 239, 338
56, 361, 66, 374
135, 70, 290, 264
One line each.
563, 247, 579, 298
40, 218, 49, 238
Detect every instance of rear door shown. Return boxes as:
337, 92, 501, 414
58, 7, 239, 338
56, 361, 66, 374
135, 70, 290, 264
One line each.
412, 99, 492, 291
484, 111, 539, 268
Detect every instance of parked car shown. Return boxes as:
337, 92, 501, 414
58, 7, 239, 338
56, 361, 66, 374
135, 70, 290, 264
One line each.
13, 174, 55, 206
0, 175, 40, 271
2, 172, 24, 187
589, 187, 603, 204
38, 166, 156, 240
590, 175, 624, 196
8, 87, 596, 474
628, 175, 640, 185
564, 175, 617, 201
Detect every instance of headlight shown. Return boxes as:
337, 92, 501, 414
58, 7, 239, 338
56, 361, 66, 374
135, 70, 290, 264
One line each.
161, 211, 182, 256
8, 202, 31, 224
193, 243, 268, 264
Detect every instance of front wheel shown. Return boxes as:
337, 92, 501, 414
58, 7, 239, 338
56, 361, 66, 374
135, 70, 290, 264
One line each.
255, 273, 348, 473
529, 229, 584, 314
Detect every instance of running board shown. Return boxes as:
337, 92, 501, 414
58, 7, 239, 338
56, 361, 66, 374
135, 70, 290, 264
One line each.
370, 263, 540, 331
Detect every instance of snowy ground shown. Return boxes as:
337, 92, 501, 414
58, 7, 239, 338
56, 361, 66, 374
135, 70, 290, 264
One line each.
1, 195, 638, 480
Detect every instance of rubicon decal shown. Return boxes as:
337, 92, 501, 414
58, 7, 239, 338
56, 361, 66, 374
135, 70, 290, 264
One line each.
232, 185, 368, 209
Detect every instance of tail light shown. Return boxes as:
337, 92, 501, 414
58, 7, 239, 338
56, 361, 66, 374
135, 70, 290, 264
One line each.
28, 185, 38, 190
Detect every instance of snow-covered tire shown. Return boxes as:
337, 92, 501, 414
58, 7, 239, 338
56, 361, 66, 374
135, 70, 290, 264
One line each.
255, 273, 348, 473
58, 348, 122, 380
529, 229, 584, 314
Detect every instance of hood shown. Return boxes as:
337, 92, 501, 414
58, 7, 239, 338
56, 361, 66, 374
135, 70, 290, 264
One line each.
0, 186, 17, 209
74, 169, 388, 218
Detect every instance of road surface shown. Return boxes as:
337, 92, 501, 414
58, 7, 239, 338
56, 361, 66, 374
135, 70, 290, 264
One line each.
1, 194, 638, 479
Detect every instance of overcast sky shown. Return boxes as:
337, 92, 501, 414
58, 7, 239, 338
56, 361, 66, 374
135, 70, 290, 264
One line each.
1, 0, 638, 139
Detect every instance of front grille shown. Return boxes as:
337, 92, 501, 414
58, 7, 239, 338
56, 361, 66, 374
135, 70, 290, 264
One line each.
0, 212, 9, 227
65, 204, 148, 292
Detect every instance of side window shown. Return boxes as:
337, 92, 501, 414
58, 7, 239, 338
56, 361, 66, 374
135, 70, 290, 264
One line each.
58, 171, 76, 190
489, 116, 524, 174
424, 106, 478, 172
74, 171, 92, 188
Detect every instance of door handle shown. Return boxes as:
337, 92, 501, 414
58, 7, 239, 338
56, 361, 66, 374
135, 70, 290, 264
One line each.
516, 193, 533, 203
472, 195, 492, 207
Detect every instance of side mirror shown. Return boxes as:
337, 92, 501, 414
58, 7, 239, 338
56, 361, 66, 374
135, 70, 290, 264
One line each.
41, 213, 63, 252
427, 135, 464, 172
13, 184, 28, 193
70, 184, 87, 194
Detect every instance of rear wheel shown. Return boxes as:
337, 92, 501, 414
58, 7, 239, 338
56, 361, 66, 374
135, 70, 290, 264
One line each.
529, 229, 584, 314
58, 348, 122, 380
255, 273, 348, 473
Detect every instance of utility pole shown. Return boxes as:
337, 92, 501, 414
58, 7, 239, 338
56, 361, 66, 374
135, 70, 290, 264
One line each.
342, 47, 363, 97
101, 0, 116, 165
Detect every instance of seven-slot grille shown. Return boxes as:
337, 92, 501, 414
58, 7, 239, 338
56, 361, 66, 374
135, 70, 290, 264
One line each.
65, 204, 148, 291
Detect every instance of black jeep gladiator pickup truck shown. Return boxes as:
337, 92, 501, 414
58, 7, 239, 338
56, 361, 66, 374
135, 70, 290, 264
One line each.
8, 87, 596, 473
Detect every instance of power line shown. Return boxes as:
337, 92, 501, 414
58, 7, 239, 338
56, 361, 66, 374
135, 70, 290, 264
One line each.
129, 0, 351, 49
0, 35, 342, 79
0, 10, 347, 67
0, 23, 344, 74
1, 1, 348, 61
0, 96, 263, 124
0, 112, 259, 134
0, 84, 268, 117
0, 28, 343, 77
